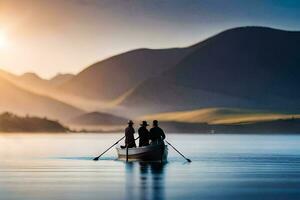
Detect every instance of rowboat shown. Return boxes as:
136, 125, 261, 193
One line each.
116, 143, 168, 162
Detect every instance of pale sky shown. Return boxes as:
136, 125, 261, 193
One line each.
0, 0, 300, 78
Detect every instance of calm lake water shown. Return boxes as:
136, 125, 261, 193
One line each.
0, 133, 300, 200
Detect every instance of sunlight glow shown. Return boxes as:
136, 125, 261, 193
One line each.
0, 30, 8, 49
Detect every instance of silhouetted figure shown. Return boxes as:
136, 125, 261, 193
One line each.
125, 120, 136, 148
150, 120, 166, 144
138, 121, 150, 147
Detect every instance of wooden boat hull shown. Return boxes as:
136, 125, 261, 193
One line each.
116, 144, 168, 162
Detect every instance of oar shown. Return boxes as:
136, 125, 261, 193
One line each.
93, 136, 140, 161
93, 136, 125, 161
165, 140, 192, 162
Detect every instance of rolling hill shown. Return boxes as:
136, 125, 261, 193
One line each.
0, 112, 69, 132
0, 69, 103, 111
121, 27, 300, 115
0, 74, 83, 121
49, 73, 75, 86
158, 118, 300, 133
141, 107, 300, 125
4, 26, 300, 118
0, 70, 75, 92
1, 26, 300, 131
69, 111, 128, 126
59, 48, 191, 101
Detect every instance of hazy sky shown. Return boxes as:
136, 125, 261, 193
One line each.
0, 0, 300, 78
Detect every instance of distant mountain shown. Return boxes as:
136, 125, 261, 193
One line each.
0, 71, 74, 88
69, 111, 128, 126
0, 74, 83, 121
59, 48, 191, 101
0, 112, 69, 132
0, 69, 20, 81
0, 70, 52, 94
0, 69, 97, 111
20, 72, 44, 82
121, 27, 300, 115
2, 26, 300, 123
49, 73, 75, 86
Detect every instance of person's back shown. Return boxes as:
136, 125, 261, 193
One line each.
125, 120, 136, 148
150, 120, 166, 144
138, 121, 150, 147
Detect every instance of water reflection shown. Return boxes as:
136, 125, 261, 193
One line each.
2, 134, 300, 200
125, 162, 166, 200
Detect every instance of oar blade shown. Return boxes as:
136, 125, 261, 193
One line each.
93, 157, 99, 161
92, 135, 126, 162
166, 140, 191, 163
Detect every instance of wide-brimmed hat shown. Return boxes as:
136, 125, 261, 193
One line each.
140, 121, 149, 126
128, 120, 134, 125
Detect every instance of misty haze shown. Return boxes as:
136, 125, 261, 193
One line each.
1, 1, 300, 200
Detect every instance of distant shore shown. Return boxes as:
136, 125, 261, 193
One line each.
1, 112, 300, 134
0, 112, 69, 133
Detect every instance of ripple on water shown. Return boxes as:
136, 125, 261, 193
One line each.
1, 134, 300, 200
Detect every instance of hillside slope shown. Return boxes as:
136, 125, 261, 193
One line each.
0, 69, 103, 111
69, 111, 128, 125
49, 73, 75, 86
59, 48, 191, 101
0, 75, 83, 121
122, 27, 300, 114
141, 108, 300, 125
0, 112, 69, 132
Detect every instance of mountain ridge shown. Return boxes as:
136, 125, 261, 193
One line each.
59, 47, 193, 101
0, 73, 84, 121
1, 26, 300, 127
120, 26, 300, 115
69, 111, 128, 126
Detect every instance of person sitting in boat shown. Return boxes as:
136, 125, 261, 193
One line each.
124, 120, 136, 148
138, 121, 150, 147
150, 120, 166, 144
